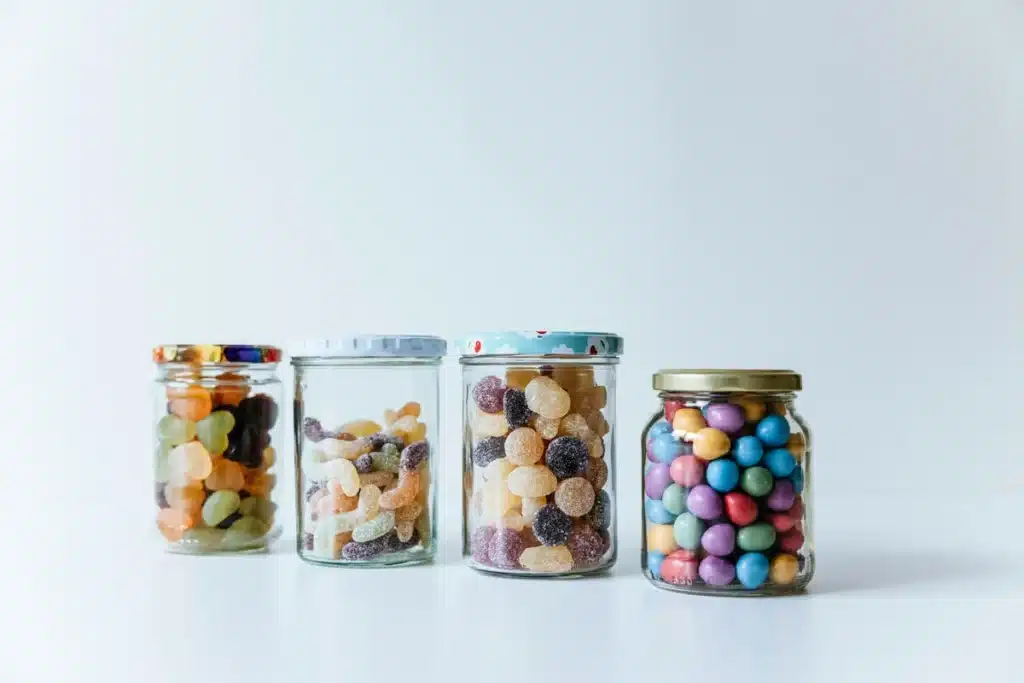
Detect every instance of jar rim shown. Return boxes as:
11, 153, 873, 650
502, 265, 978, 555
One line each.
653, 369, 802, 392
152, 344, 281, 365
457, 331, 623, 358
288, 335, 447, 360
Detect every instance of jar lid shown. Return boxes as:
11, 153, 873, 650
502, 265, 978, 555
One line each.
289, 335, 447, 359
457, 331, 623, 358
653, 369, 802, 392
152, 344, 282, 364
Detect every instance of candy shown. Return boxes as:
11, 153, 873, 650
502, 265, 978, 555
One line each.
503, 427, 544, 466
736, 552, 770, 589
663, 399, 687, 422
341, 530, 411, 560
698, 556, 736, 586
651, 432, 685, 464
705, 459, 740, 493
482, 457, 516, 484
354, 454, 373, 473
353, 510, 397, 543
224, 424, 270, 469
502, 388, 531, 429
669, 455, 704, 487
734, 396, 766, 423
567, 525, 605, 567
585, 456, 608, 490
701, 523, 736, 556
532, 504, 572, 546
645, 498, 677, 525
737, 523, 777, 552
790, 465, 805, 493
723, 491, 758, 526
740, 466, 774, 497
205, 458, 245, 492
168, 441, 213, 483
470, 526, 497, 564
554, 477, 595, 517
239, 495, 276, 525
787, 432, 806, 461
586, 435, 605, 460
165, 482, 204, 513
367, 432, 405, 451
157, 415, 197, 447
472, 375, 506, 413
371, 444, 402, 472
644, 463, 673, 500
686, 485, 723, 520
778, 528, 804, 553
732, 435, 764, 467
558, 413, 592, 440
661, 551, 700, 585
398, 401, 421, 418
520, 496, 546, 523
524, 376, 571, 420
661, 484, 688, 515
764, 448, 796, 478
472, 436, 506, 468
237, 394, 278, 431
157, 507, 195, 541
227, 515, 269, 538
587, 489, 612, 531
505, 368, 540, 391
359, 471, 394, 489
196, 410, 235, 455
530, 414, 559, 440
323, 458, 361, 497
545, 436, 588, 480
672, 407, 706, 434
379, 470, 420, 510
646, 523, 678, 554
766, 478, 797, 511
647, 551, 665, 579
339, 419, 382, 438
755, 414, 790, 447
691, 428, 730, 460
518, 545, 573, 573
647, 421, 672, 444
487, 528, 525, 568
672, 513, 704, 550
586, 412, 610, 437
302, 417, 326, 442
213, 372, 249, 407
770, 553, 800, 584
399, 440, 429, 471
201, 490, 241, 527
472, 409, 510, 438
704, 403, 745, 434
168, 385, 213, 423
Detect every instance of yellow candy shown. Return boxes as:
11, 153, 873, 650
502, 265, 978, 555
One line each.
506, 465, 558, 498
558, 414, 592, 440
505, 368, 540, 391
472, 409, 509, 438
770, 553, 799, 584
340, 419, 382, 438
734, 396, 766, 423
647, 524, 679, 555
524, 376, 571, 420
672, 407, 707, 434
504, 428, 544, 466
519, 545, 573, 573
691, 427, 730, 461
520, 496, 546, 523
529, 414, 559, 440
383, 409, 399, 427
787, 433, 806, 462
407, 421, 427, 443
398, 401, 421, 418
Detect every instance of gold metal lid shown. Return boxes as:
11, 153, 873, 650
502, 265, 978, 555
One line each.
653, 369, 802, 393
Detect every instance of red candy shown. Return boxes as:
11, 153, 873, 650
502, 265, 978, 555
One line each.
660, 550, 699, 585
663, 400, 687, 423
778, 528, 805, 553
788, 497, 804, 520
769, 512, 797, 532
723, 492, 758, 526
669, 455, 704, 487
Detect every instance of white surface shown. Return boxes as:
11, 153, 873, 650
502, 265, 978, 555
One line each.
1, 2, 1021, 681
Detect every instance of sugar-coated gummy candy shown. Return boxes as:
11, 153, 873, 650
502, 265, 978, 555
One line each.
554, 477, 595, 517
305, 480, 325, 502
518, 545, 573, 573
672, 512, 704, 550
472, 375, 506, 413
691, 428, 730, 461
482, 457, 516, 484
705, 458, 740, 493
586, 489, 612, 531
661, 551, 700, 585
770, 553, 800, 584
205, 458, 245, 492
723, 491, 758, 526
472, 436, 505, 468
737, 523, 776, 552
338, 419, 382, 439
202, 490, 241, 527
646, 498, 677, 525
353, 510, 396, 543
470, 526, 496, 564
736, 552, 770, 589
506, 465, 558, 498
585, 456, 608, 491
354, 454, 373, 474
389, 415, 426, 443
341, 530, 406, 560
524, 376, 570, 420
544, 436, 588, 480
672, 407, 706, 434
732, 435, 764, 467
669, 455, 704, 487
157, 414, 197, 447
557, 413, 591, 440
505, 367, 540, 391
487, 528, 525, 568
378, 470, 420, 510
367, 432, 405, 451
397, 401, 421, 418
399, 440, 429, 471
585, 411, 610, 437
168, 385, 213, 423
359, 471, 394, 489
520, 496, 546, 524
503, 427, 544, 466
755, 414, 790, 447
498, 511, 526, 531
502, 388, 531, 429
532, 504, 572, 546
529, 414, 559, 440
647, 551, 665, 579
472, 409, 510, 438
303, 417, 325, 442
586, 435, 605, 460
644, 463, 672, 499
704, 403, 745, 434
766, 478, 797, 511
661, 484, 688, 515
323, 457, 361, 497
699, 556, 736, 586
302, 532, 314, 551
371, 444, 402, 472
395, 519, 415, 543
701, 523, 736, 557
157, 507, 195, 541
740, 466, 774, 497
567, 525, 605, 567
686, 485, 723, 520
394, 501, 423, 522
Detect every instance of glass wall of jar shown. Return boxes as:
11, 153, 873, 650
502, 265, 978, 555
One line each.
642, 370, 812, 595
291, 336, 444, 567
153, 344, 283, 553
459, 332, 622, 576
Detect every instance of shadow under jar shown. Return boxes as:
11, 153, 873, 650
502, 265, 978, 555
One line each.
460, 331, 622, 577
291, 336, 444, 567
643, 369, 813, 595
152, 344, 283, 554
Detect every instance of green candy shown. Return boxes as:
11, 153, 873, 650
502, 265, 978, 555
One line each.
181, 528, 225, 551
661, 484, 688, 516
202, 490, 241, 527
157, 415, 196, 447
196, 411, 235, 455
239, 496, 277, 525
370, 446, 401, 473
229, 515, 269, 536
741, 466, 774, 497
672, 512, 704, 550
737, 523, 777, 551
221, 516, 270, 550
154, 442, 172, 483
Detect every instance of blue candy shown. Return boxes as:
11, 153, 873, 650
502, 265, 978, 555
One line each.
756, 414, 791, 447
648, 551, 666, 579
736, 552, 770, 589
651, 432, 685, 464
648, 421, 672, 439
645, 497, 678, 525
705, 459, 740, 493
732, 435, 764, 467
790, 464, 805, 493
764, 448, 796, 477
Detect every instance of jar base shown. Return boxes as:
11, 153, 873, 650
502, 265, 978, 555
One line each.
643, 568, 813, 597
466, 557, 615, 579
299, 547, 435, 568
165, 525, 282, 555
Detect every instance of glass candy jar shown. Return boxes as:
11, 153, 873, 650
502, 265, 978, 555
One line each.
152, 344, 283, 553
291, 336, 445, 566
642, 370, 812, 595
460, 331, 623, 576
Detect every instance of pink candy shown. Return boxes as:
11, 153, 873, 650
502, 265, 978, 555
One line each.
669, 455, 704, 487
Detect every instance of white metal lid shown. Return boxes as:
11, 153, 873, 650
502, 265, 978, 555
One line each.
288, 335, 447, 359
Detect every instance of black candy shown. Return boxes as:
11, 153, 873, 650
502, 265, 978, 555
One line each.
238, 394, 278, 431
587, 490, 612, 531
544, 436, 588, 480
532, 504, 572, 546
503, 389, 531, 429
472, 437, 505, 468
224, 423, 269, 468
217, 511, 243, 529
400, 441, 429, 471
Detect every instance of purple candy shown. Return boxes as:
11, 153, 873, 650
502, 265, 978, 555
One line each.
705, 403, 746, 434
645, 463, 673, 499
701, 523, 736, 557
686, 484, 723, 520
699, 556, 736, 585
646, 440, 658, 463
470, 526, 496, 564
766, 478, 797, 511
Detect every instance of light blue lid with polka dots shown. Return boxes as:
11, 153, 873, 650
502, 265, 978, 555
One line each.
289, 335, 447, 359
457, 331, 623, 358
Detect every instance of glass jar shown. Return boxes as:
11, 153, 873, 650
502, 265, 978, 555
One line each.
291, 336, 445, 566
152, 344, 283, 554
459, 331, 623, 576
642, 369, 812, 595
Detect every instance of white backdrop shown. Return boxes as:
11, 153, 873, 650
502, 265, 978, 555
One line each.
1, 2, 1021, 681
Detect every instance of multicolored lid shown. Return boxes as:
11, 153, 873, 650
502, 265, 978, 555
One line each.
289, 335, 447, 359
152, 344, 282, 364
457, 331, 623, 358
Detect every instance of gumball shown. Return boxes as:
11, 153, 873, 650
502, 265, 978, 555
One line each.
644, 463, 673, 499
648, 421, 672, 441
770, 553, 800, 584
672, 513, 704, 550
686, 485, 723, 520
737, 523, 776, 552
661, 552, 699, 585
647, 551, 666, 580
701, 523, 736, 557
663, 399, 687, 422
672, 408, 707, 434
691, 428, 730, 461
740, 466, 774, 497
669, 455, 704, 487
732, 435, 764, 467
698, 556, 735, 586
764, 448, 796, 477
723, 491, 758, 526
755, 414, 790, 447
704, 403, 745, 434
661, 484, 688, 515
766, 478, 797, 511
645, 498, 678, 525
736, 552, 770, 589
647, 524, 679, 555
790, 465, 805, 493
705, 459, 740, 493
651, 432, 685, 464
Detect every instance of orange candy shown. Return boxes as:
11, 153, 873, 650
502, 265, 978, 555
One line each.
213, 372, 249, 407
168, 385, 213, 422
246, 471, 275, 497
205, 459, 245, 491
164, 482, 205, 513
157, 507, 195, 541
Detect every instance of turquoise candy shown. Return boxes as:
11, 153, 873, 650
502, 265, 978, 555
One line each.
764, 448, 796, 477
648, 551, 666, 579
645, 498, 677, 525
673, 512, 704, 550
661, 484, 688, 515
741, 466, 774, 497
755, 414, 790, 448
790, 465, 805, 493
736, 552, 770, 589
737, 523, 776, 551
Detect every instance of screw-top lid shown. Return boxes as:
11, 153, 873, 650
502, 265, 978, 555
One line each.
653, 369, 802, 393
457, 331, 623, 358
288, 335, 447, 359
152, 344, 282, 364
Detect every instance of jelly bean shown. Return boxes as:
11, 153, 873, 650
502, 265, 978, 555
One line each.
164, 482, 204, 513
645, 498, 677, 525
770, 553, 800, 584
224, 423, 270, 469
519, 545, 573, 573
154, 443, 172, 484
168, 385, 213, 423
212, 371, 249, 407
647, 551, 665, 579
487, 528, 525, 568
202, 490, 241, 527
505, 368, 540, 391
778, 528, 804, 553
399, 440, 429, 471
181, 528, 225, 550
503, 427, 544, 466
672, 513, 704, 550
698, 556, 736, 586
766, 478, 797, 511
669, 455, 704, 487
506, 465, 557, 498
157, 507, 195, 542
686, 485, 723, 520
755, 414, 790, 447
740, 466, 774, 497
378, 470, 420, 510
323, 458, 361, 497
701, 523, 736, 557
353, 510, 396, 543
661, 550, 700, 585
764, 448, 796, 478
737, 523, 776, 552
704, 403, 745, 434
545, 436, 588, 480
157, 415, 197, 447
644, 463, 673, 499
472, 375, 507, 413
651, 432, 685, 464
530, 414, 559, 440
790, 465, 805, 493
661, 484, 688, 515
554, 477, 595, 517
587, 490, 612, 531
228, 515, 269, 538
736, 552, 770, 589
732, 435, 764, 467
723, 491, 758, 526
558, 413, 592, 440
734, 396, 766, 423
524, 376, 571, 420
520, 496, 546, 523
585, 455, 608, 490
672, 407, 707, 435
663, 399, 687, 422
205, 458, 245, 492
705, 458, 740, 493
691, 428, 730, 461
155, 480, 170, 508
787, 432, 806, 461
